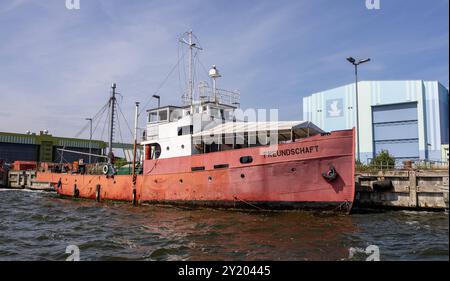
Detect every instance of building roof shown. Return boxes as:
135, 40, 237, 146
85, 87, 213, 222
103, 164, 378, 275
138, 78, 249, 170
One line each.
0, 131, 106, 149
192, 121, 324, 139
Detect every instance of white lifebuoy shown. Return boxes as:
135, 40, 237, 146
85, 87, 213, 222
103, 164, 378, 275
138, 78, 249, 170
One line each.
102, 165, 109, 175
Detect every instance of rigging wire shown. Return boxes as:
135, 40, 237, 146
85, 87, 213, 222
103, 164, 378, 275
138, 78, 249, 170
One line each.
139, 48, 188, 115
91, 105, 108, 137
73, 100, 109, 139
115, 111, 131, 162
116, 102, 134, 138
100, 108, 110, 142
177, 43, 185, 99
197, 55, 212, 80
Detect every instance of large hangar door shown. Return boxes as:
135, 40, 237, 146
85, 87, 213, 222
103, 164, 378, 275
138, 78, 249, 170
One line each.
372, 102, 419, 160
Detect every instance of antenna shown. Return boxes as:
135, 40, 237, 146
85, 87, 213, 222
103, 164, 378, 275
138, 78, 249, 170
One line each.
179, 31, 202, 106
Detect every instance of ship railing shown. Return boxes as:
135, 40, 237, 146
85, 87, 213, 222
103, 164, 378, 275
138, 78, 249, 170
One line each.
196, 83, 240, 107
356, 159, 449, 172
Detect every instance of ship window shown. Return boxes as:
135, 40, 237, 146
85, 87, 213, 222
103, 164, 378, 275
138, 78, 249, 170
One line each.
178, 125, 193, 136
210, 107, 219, 118
159, 109, 168, 121
191, 166, 205, 172
214, 164, 229, 169
149, 111, 158, 122
240, 156, 253, 164
169, 109, 182, 121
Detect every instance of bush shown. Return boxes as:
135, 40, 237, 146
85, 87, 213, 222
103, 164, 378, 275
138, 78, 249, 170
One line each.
114, 157, 128, 168
371, 150, 395, 169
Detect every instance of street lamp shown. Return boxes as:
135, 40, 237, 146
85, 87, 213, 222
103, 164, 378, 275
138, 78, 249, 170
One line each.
152, 95, 161, 108
346, 57, 371, 163
85, 118, 93, 164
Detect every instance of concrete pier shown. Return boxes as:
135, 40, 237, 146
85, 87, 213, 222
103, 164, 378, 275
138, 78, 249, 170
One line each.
355, 170, 449, 210
6, 170, 54, 192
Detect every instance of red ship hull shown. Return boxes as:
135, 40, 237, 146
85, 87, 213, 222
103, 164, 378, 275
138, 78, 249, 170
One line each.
36, 129, 355, 212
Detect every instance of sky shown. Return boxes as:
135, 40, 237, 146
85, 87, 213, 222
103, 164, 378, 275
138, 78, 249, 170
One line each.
0, 0, 448, 143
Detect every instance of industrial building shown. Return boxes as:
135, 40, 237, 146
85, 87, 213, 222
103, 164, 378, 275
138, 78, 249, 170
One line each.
303, 80, 449, 163
0, 131, 106, 164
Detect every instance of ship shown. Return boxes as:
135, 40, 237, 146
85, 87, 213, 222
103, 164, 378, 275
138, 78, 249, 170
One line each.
36, 31, 355, 212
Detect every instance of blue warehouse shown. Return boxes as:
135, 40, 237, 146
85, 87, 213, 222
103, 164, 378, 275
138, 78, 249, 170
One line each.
303, 80, 449, 164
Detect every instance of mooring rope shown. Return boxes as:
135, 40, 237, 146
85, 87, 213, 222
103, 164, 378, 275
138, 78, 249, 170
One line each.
233, 196, 263, 210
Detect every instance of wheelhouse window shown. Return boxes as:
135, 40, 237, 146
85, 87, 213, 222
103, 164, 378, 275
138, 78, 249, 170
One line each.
158, 109, 168, 121
169, 109, 183, 121
210, 107, 219, 118
148, 108, 169, 123
149, 111, 158, 122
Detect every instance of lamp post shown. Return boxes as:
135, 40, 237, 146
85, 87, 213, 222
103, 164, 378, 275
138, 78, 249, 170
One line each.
85, 118, 93, 163
152, 95, 161, 108
346, 57, 371, 163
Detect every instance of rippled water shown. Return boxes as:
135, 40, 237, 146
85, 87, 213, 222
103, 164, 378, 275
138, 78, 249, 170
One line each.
0, 189, 448, 261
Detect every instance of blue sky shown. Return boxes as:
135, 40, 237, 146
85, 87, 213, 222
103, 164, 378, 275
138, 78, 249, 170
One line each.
0, 0, 448, 142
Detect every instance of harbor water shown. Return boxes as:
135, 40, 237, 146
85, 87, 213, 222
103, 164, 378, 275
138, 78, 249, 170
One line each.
0, 189, 448, 261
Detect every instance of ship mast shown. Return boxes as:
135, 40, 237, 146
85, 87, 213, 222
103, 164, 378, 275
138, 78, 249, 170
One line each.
108, 83, 117, 167
180, 31, 202, 107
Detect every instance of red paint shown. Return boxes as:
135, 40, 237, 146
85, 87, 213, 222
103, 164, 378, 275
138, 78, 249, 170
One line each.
12, 161, 37, 171
37, 129, 355, 211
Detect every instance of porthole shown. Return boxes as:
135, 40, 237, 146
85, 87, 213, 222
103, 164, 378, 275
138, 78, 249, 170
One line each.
291, 168, 296, 172
208, 176, 212, 182
179, 179, 183, 183
181, 144, 185, 149
241, 174, 245, 179
240, 156, 253, 164
166, 146, 170, 151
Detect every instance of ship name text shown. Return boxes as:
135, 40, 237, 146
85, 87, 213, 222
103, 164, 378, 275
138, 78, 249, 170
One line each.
263, 145, 319, 158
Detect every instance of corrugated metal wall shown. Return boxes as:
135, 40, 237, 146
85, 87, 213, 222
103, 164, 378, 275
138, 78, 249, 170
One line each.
0, 143, 38, 162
